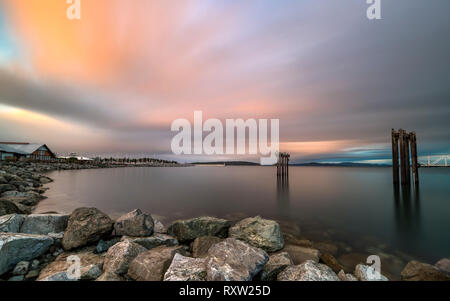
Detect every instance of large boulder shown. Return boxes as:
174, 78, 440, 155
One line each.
192, 236, 222, 258
62, 208, 114, 250
228, 216, 284, 252
0, 214, 25, 233
20, 214, 69, 235
37, 251, 104, 281
113, 209, 154, 237
168, 217, 231, 243
260, 252, 293, 281
0, 199, 23, 216
354, 264, 388, 281
128, 245, 188, 281
103, 240, 147, 275
277, 260, 340, 281
0, 233, 53, 276
164, 254, 207, 281
282, 245, 320, 264
121, 234, 178, 250
401, 260, 449, 281
206, 238, 269, 281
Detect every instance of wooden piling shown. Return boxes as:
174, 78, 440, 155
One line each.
399, 129, 407, 185
404, 134, 411, 185
391, 129, 399, 184
410, 132, 419, 186
277, 153, 290, 178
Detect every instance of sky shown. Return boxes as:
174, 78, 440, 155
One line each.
0, 0, 449, 163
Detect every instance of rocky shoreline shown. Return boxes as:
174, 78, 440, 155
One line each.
0, 162, 449, 281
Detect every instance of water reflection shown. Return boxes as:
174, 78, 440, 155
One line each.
276, 174, 290, 216
394, 184, 421, 248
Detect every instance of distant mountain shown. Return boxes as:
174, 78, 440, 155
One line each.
192, 161, 260, 166
291, 162, 390, 167
191, 161, 390, 167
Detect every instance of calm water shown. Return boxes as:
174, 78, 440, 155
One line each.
35, 166, 450, 272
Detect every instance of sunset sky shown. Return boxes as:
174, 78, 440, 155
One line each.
0, 0, 449, 163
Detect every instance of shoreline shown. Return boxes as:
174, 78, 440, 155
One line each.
1, 161, 449, 281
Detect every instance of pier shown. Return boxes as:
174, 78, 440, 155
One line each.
391, 129, 419, 186
277, 152, 290, 178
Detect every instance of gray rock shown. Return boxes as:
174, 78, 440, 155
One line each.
104, 240, 147, 275
121, 233, 178, 250
0, 233, 53, 276
206, 238, 269, 281
278, 260, 340, 281
25, 270, 40, 280
48, 232, 64, 247
0, 184, 16, 194
13, 261, 30, 275
62, 208, 114, 250
338, 270, 358, 281
164, 253, 207, 281
37, 251, 104, 281
95, 238, 121, 253
0, 199, 23, 216
355, 264, 388, 281
229, 216, 284, 252
435, 258, 450, 276
20, 214, 69, 235
401, 260, 449, 281
128, 245, 188, 281
8, 275, 25, 281
282, 245, 321, 264
192, 236, 222, 258
153, 218, 167, 234
261, 252, 293, 281
168, 216, 231, 243
39, 176, 52, 184
0, 214, 25, 233
1, 191, 43, 206
80, 264, 103, 280
113, 209, 154, 237
31, 260, 40, 270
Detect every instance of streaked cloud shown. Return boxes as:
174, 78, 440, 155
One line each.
0, 0, 449, 161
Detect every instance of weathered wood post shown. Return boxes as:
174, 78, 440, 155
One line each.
286, 154, 290, 177
410, 132, 419, 186
404, 133, 411, 186
399, 129, 407, 185
392, 129, 399, 184
277, 153, 280, 176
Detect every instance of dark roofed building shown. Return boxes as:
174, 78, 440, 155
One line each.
0, 142, 56, 161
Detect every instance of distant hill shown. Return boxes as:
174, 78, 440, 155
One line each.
192, 161, 260, 166
191, 161, 390, 167
291, 162, 390, 167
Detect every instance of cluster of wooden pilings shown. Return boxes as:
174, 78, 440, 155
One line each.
277, 152, 290, 177
392, 129, 419, 186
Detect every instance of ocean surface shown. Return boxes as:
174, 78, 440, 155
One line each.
35, 166, 450, 276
